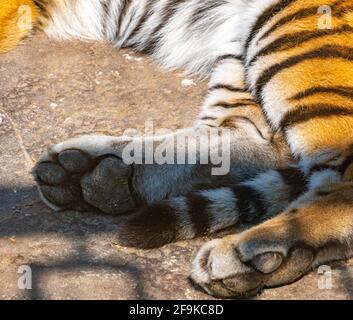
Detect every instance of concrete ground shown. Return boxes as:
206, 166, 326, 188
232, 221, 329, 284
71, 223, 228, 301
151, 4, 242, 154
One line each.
0, 33, 352, 300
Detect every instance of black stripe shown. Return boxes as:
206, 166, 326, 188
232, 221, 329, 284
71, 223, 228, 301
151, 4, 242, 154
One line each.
339, 154, 353, 174
337, 4, 353, 18
290, 86, 353, 101
279, 104, 353, 130
223, 116, 267, 140
116, 0, 134, 40
189, 0, 226, 27
219, 118, 237, 129
201, 116, 218, 121
232, 185, 266, 223
258, 1, 343, 44
316, 190, 334, 197
213, 100, 259, 109
187, 193, 212, 236
33, 0, 50, 20
310, 164, 337, 174
244, 0, 298, 54
208, 84, 245, 93
215, 54, 243, 64
161, 0, 188, 25
249, 25, 353, 66
102, 0, 112, 37
255, 45, 353, 100
33, 0, 49, 14
124, 0, 155, 45
277, 167, 308, 200
33, 0, 46, 11
141, 0, 189, 54
258, 6, 319, 43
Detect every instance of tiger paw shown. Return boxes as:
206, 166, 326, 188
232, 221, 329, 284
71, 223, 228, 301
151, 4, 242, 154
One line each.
33, 135, 138, 214
190, 235, 315, 298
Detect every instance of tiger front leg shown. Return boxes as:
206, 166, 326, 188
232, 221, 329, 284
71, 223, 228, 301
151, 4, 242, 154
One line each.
33, 119, 288, 216
32, 127, 251, 214
190, 183, 353, 298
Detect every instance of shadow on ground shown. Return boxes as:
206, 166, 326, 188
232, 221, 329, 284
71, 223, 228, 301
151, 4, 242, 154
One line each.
0, 33, 352, 300
0, 185, 213, 300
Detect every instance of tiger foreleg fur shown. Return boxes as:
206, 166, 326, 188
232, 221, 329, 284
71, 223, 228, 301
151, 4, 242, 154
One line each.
34, 59, 290, 216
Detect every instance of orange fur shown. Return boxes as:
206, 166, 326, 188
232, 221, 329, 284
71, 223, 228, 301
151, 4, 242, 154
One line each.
288, 117, 353, 153
276, 59, 353, 101
254, 0, 353, 157
0, 0, 38, 53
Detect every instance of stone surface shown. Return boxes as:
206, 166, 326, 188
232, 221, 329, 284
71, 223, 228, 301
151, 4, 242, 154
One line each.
0, 33, 352, 300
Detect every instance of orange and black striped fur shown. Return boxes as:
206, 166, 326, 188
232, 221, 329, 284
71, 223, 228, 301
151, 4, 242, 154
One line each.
2, 0, 353, 298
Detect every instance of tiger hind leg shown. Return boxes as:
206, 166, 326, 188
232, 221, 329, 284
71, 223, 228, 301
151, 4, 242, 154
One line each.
191, 0, 353, 298
191, 158, 353, 298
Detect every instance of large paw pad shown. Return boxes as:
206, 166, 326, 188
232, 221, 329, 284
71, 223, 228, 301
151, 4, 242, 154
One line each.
34, 149, 136, 214
191, 239, 315, 298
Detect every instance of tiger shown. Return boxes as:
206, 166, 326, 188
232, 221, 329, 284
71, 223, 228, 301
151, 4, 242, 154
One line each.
1, 0, 353, 299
